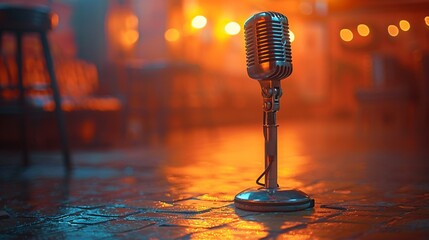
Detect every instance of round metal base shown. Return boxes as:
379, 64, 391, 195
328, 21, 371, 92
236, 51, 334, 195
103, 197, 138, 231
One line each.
234, 187, 314, 212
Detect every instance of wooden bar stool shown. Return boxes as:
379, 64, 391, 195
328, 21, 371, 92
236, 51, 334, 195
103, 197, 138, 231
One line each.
0, 4, 71, 170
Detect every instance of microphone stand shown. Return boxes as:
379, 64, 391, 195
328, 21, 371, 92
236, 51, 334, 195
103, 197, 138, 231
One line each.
263, 110, 278, 189
234, 80, 314, 212
260, 80, 281, 190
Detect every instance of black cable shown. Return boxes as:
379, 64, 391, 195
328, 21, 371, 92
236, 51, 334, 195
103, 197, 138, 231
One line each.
255, 157, 279, 187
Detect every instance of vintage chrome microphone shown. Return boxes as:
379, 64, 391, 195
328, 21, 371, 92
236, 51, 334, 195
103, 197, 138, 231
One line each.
234, 11, 314, 212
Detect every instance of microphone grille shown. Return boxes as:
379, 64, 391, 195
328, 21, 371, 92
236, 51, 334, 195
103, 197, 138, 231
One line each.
244, 12, 292, 80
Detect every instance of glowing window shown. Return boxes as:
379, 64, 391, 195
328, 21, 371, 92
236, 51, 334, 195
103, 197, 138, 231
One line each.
340, 28, 353, 42
357, 24, 370, 37
399, 20, 410, 31
224, 21, 240, 35
191, 15, 207, 29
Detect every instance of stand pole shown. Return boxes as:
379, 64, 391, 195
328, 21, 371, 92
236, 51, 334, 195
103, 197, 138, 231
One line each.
263, 111, 278, 189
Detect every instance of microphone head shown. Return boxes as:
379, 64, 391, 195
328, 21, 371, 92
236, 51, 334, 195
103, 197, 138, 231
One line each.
244, 11, 292, 81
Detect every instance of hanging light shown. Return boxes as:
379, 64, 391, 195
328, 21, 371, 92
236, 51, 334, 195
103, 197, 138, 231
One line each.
388, 25, 399, 37
340, 28, 353, 42
224, 21, 240, 35
357, 24, 370, 37
399, 20, 410, 31
191, 15, 207, 29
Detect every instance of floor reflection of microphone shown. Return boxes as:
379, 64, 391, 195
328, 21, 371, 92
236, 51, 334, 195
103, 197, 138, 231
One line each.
234, 12, 314, 212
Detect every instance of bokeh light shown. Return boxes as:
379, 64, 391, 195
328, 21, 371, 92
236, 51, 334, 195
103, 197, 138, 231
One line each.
357, 24, 370, 37
51, 13, 59, 28
191, 15, 207, 29
399, 20, 410, 31
425, 16, 429, 26
122, 29, 139, 45
164, 28, 180, 42
340, 28, 353, 42
125, 15, 138, 29
289, 30, 295, 42
388, 24, 399, 37
224, 21, 240, 35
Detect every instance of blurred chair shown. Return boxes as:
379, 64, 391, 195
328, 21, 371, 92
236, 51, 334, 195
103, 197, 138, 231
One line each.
0, 4, 71, 169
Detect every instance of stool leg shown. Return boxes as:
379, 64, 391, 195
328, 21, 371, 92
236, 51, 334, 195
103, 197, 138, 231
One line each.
16, 32, 29, 167
40, 33, 71, 170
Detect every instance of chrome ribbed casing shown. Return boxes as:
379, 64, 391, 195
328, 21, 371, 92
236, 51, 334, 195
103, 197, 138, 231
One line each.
244, 12, 292, 81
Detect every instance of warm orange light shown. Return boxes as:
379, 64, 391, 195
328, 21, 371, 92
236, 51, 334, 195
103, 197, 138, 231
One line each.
122, 29, 139, 45
191, 15, 207, 29
357, 24, 370, 37
125, 15, 138, 29
399, 20, 410, 31
51, 13, 59, 28
224, 21, 240, 35
340, 28, 353, 42
425, 16, 429, 26
165, 28, 180, 42
289, 30, 295, 42
388, 25, 399, 37
299, 1, 313, 15
106, 9, 139, 50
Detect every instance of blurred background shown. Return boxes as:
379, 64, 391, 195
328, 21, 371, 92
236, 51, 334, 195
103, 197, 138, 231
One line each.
0, 0, 428, 149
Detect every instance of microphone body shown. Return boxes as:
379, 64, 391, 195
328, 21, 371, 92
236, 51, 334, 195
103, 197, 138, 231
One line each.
245, 12, 292, 189
244, 11, 292, 81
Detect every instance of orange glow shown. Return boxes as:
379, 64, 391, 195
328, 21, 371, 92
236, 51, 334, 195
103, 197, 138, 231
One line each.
230, 221, 267, 231
125, 15, 138, 29
192, 226, 268, 239
388, 24, 399, 37
213, 16, 231, 40
425, 16, 429, 26
43, 97, 122, 112
289, 30, 295, 42
165, 28, 180, 42
357, 24, 370, 37
224, 21, 240, 35
261, 62, 270, 72
121, 30, 139, 46
120, 176, 137, 185
162, 125, 307, 195
399, 20, 410, 31
106, 8, 139, 50
51, 13, 59, 28
340, 28, 353, 42
191, 15, 207, 29
81, 119, 96, 143
299, 1, 313, 15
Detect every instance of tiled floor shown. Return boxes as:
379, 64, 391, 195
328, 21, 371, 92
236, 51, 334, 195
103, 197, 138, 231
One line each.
1, 119, 428, 239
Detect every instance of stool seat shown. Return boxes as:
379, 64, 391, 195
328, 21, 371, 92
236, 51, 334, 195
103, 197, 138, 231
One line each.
0, 4, 52, 32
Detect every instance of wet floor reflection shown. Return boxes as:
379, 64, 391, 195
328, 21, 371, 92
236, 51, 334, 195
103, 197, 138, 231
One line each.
1, 119, 428, 238
161, 122, 311, 196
